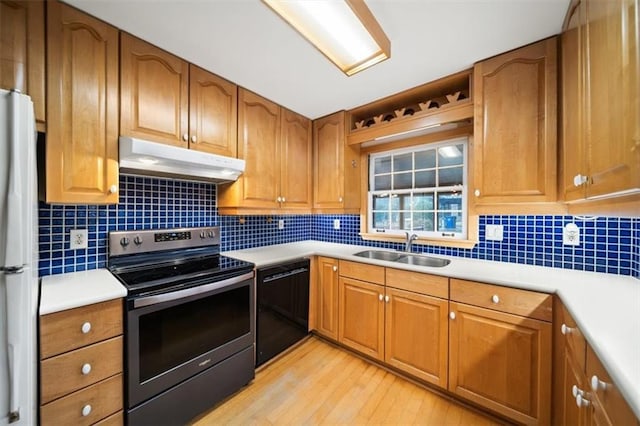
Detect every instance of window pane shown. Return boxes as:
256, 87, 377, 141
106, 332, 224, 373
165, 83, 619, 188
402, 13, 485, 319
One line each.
437, 212, 463, 232
374, 175, 391, 191
411, 211, 434, 231
373, 212, 389, 229
393, 172, 412, 189
390, 212, 401, 230
389, 194, 401, 210
415, 149, 436, 169
438, 144, 464, 167
373, 195, 388, 210
399, 212, 412, 229
415, 170, 436, 188
438, 167, 463, 186
437, 192, 463, 210
413, 192, 434, 210
374, 156, 391, 174
393, 153, 412, 172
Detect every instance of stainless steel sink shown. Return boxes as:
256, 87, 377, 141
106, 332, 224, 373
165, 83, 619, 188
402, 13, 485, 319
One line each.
353, 250, 403, 262
353, 250, 450, 267
395, 254, 451, 267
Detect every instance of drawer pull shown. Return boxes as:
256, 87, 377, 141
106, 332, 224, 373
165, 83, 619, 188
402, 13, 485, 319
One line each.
81, 363, 91, 375
491, 294, 500, 304
81, 322, 91, 334
591, 375, 608, 392
449, 312, 456, 320
561, 323, 573, 335
81, 404, 92, 417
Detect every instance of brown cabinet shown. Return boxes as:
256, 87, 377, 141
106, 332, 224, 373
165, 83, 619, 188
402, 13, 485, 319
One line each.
315, 257, 340, 340
0, 0, 45, 129
473, 37, 558, 207
40, 299, 124, 425
45, 1, 119, 204
312, 111, 360, 213
218, 89, 312, 213
121, 34, 237, 156
448, 280, 552, 425
561, 0, 639, 206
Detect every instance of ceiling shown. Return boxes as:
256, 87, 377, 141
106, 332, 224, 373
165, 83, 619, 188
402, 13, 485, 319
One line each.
65, 0, 570, 120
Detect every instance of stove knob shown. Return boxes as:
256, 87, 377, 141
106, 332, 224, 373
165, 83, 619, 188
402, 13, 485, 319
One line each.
133, 236, 143, 246
200, 231, 206, 239
208, 231, 215, 238
120, 237, 130, 247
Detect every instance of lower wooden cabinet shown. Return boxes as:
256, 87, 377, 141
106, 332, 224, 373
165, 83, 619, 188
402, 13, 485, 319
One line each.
315, 256, 339, 340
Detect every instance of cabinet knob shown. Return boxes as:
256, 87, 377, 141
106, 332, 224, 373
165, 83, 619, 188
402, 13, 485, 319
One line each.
378, 294, 383, 301
449, 312, 456, 320
183, 133, 188, 141
109, 185, 118, 194
591, 375, 608, 392
384, 295, 390, 303
338, 196, 343, 203
81, 363, 92, 375
332, 266, 338, 272
491, 294, 500, 304
81, 404, 92, 417
276, 197, 281, 203
81, 322, 91, 334
573, 174, 588, 187
191, 135, 197, 143
281, 197, 286, 203
474, 189, 480, 197
576, 393, 590, 408
631, 138, 640, 151
561, 324, 573, 335
572, 384, 585, 398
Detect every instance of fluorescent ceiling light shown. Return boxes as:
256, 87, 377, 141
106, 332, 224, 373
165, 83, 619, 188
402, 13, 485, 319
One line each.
263, 0, 390, 76
373, 124, 442, 141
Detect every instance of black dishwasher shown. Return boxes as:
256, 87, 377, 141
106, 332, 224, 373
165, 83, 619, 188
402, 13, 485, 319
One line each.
256, 258, 310, 367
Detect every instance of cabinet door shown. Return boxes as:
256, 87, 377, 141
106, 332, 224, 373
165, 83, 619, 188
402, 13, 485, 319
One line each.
338, 276, 384, 361
585, 0, 639, 197
449, 302, 552, 425
188, 64, 237, 157
473, 38, 557, 204
315, 257, 339, 340
120, 33, 189, 147
555, 346, 591, 426
561, 0, 587, 201
280, 108, 312, 210
384, 287, 448, 388
235, 89, 280, 209
313, 111, 345, 209
0, 0, 45, 128
46, 1, 119, 204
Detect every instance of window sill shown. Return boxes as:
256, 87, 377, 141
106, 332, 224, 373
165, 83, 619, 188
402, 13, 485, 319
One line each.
360, 233, 478, 249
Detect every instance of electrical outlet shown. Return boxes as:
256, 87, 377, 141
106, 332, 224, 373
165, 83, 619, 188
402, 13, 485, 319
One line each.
278, 219, 284, 230
563, 223, 580, 246
70, 229, 88, 249
486, 224, 504, 241
333, 219, 340, 230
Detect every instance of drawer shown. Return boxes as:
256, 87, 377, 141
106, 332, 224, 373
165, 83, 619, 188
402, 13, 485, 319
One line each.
385, 268, 448, 299
557, 301, 586, 371
94, 410, 123, 426
339, 260, 384, 284
41, 336, 123, 404
586, 345, 638, 426
41, 374, 123, 426
450, 279, 552, 322
41, 299, 123, 359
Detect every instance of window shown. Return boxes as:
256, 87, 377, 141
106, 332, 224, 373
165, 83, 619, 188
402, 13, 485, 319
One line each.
368, 137, 467, 239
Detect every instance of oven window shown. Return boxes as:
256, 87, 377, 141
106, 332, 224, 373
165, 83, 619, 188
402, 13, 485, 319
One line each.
138, 286, 250, 382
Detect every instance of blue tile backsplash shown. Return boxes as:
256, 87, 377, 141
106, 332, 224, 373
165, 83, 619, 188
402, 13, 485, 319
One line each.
38, 175, 640, 279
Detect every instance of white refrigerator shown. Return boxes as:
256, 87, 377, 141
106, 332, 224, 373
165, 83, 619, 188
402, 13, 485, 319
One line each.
0, 89, 38, 425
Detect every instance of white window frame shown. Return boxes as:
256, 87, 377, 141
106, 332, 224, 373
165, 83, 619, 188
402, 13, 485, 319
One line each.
367, 137, 468, 240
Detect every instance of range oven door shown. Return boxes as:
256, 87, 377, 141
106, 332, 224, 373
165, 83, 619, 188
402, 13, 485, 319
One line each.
126, 271, 255, 408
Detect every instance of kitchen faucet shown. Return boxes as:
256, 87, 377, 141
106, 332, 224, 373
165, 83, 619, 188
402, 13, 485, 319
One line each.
404, 232, 418, 252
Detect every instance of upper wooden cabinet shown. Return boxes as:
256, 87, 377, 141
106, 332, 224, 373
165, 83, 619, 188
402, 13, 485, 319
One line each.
218, 89, 312, 214
561, 0, 639, 208
0, 0, 45, 130
473, 37, 558, 207
120, 34, 237, 156
313, 111, 360, 213
45, 1, 119, 204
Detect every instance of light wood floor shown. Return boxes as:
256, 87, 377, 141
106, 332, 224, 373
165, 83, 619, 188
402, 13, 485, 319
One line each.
192, 336, 503, 425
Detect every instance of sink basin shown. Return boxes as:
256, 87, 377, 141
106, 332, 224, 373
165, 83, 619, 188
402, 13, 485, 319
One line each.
353, 250, 450, 267
395, 255, 451, 267
353, 250, 403, 262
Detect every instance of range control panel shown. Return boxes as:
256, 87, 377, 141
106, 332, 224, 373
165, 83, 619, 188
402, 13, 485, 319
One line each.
109, 227, 219, 257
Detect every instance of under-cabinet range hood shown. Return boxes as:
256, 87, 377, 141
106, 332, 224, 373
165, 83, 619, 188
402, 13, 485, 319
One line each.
119, 136, 245, 183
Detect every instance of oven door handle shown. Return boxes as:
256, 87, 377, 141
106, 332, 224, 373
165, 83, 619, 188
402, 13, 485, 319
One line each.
133, 271, 254, 308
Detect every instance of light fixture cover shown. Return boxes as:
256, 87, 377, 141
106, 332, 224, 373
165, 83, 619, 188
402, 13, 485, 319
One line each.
263, 0, 390, 76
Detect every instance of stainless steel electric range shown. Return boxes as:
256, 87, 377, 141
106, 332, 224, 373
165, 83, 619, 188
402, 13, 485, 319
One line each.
108, 226, 255, 426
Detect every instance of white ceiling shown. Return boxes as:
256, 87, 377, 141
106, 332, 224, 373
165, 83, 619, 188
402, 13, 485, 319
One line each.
65, 0, 570, 120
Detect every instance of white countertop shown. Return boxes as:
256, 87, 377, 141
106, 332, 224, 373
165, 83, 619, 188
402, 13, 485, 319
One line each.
40, 269, 127, 315
223, 240, 640, 418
